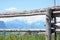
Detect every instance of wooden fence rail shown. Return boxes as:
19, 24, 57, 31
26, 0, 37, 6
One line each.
0, 29, 46, 32
0, 29, 59, 32
0, 6, 60, 18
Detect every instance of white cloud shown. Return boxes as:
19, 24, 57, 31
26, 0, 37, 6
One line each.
5, 7, 17, 11
1, 15, 60, 25
0, 18, 14, 22
0, 15, 46, 24
20, 15, 46, 24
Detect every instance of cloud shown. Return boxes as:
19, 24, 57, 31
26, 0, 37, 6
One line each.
0, 15, 46, 24
20, 15, 46, 24
1, 15, 60, 25
5, 7, 17, 11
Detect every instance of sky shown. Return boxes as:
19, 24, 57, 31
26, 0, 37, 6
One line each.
0, 0, 60, 12
0, 0, 60, 29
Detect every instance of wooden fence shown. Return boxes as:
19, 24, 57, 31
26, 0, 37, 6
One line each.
0, 6, 60, 40
0, 29, 60, 32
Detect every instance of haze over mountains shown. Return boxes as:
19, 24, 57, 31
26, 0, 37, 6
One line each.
0, 19, 45, 29
0, 21, 6, 29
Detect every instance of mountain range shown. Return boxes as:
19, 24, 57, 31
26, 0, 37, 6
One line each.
0, 19, 45, 29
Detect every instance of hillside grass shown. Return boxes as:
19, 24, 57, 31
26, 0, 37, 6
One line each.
0, 33, 45, 40
0, 33, 60, 40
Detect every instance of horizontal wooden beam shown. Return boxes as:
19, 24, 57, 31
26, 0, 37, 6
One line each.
55, 23, 60, 28
53, 13, 60, 17
0, 11, 60, 18
0, 12, 46, 18
0, 29, 60, 32
51, 6, 60, 11
56, 29, 60, 32
0, 29, 46, 32
0, 9, 46, 18
0, 6, 60, 18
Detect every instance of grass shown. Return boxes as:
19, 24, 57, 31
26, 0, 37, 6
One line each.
0, 33, 45, 40
0, 33, 60, 40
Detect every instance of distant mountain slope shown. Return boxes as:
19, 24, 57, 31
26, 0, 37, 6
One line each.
0, 21, 6, 29
5, 19, 30, 29
5, 19, 45, 29
31, 21, 45, 29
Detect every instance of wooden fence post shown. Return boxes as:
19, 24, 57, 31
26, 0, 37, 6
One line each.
54, 17, 57, 40
46, 8, 52, 40
3, 31, 6, 40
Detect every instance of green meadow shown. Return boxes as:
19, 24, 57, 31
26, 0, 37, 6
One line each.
0, 33, 60, 40
0, 33, 45, 40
